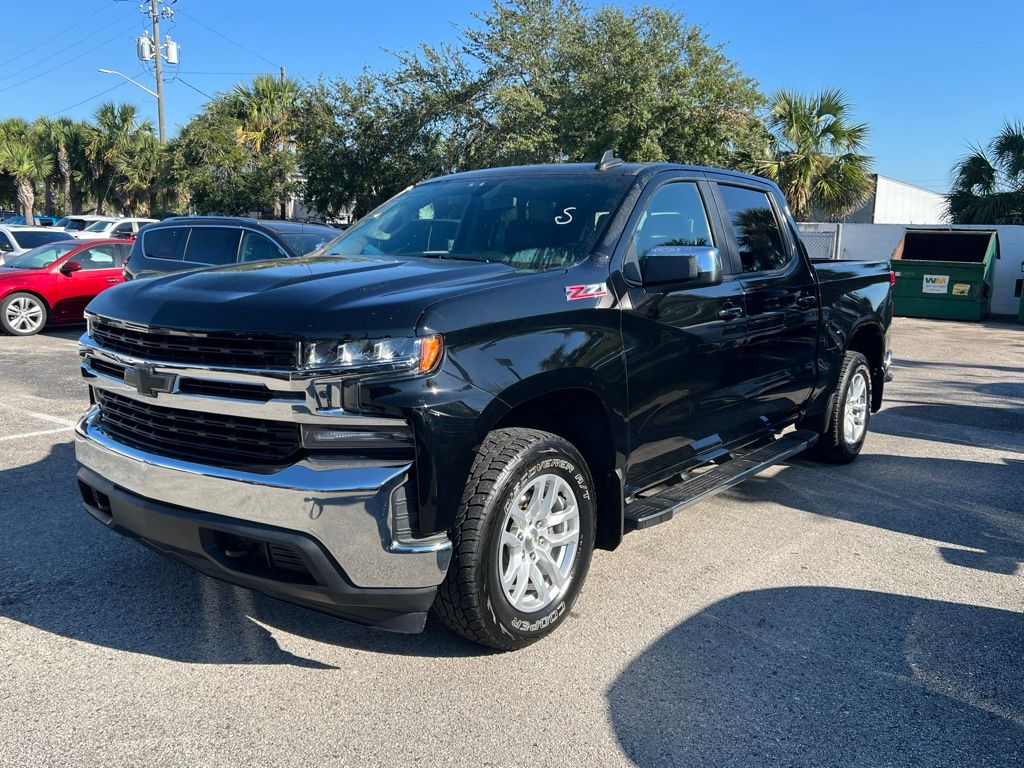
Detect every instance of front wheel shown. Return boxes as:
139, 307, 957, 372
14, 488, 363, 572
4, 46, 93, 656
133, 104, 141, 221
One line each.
1, 292, 48, 335
434, 428, 596, 650
807, 350, 873, 464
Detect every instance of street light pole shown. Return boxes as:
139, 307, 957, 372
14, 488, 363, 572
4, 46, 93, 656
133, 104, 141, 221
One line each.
149, 0, 166, 144
97, 69, 158, 98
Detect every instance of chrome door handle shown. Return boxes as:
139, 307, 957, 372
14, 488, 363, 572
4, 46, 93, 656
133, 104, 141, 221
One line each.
107, 278, 119, 283
718, 306, 744, 321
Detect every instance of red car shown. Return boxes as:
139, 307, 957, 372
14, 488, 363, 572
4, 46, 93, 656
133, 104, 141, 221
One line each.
0, 239, 131, 336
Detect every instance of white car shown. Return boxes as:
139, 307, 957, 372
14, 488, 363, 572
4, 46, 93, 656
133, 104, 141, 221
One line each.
0, 226, 74, 265
74, 217, 158, 241
56, 214, 108, 234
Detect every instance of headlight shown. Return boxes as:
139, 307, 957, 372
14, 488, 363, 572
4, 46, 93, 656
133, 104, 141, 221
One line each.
300, 334, 443, 374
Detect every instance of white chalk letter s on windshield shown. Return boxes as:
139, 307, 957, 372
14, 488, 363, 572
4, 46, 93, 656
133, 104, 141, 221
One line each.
555, 207, 576, 225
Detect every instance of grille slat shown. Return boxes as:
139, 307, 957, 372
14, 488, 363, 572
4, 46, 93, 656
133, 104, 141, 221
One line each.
96, 390, 301, 467
91, 318, 298, 368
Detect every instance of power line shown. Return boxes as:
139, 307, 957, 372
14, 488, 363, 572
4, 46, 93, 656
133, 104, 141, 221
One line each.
175, 7, 280, 68
46, 77, 137, 118
176, 76, 213, 100
0, 7, 138, 85
176, 70, 265, 75
0, 0, 123, 70
0, 25, 139, 96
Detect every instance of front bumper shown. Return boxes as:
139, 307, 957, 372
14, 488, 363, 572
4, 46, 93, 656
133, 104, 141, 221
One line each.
75, 408, 452, 632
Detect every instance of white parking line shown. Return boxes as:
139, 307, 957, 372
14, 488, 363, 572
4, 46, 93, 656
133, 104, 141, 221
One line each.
0, 403, 78, 428
0, 427, 73, 441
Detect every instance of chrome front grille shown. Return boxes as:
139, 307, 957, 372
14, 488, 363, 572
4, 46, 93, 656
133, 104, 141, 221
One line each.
95, 390, 302, 467
90, 317, 299, 369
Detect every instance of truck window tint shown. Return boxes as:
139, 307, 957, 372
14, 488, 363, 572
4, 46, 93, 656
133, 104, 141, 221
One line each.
630, 182, 713, 259
77, 245, 118, 270
324, 175, 631, 270
185, 227, 241, 265
239, 231, 288, 263
717, 185, 789, 273
143, 227, 188, 261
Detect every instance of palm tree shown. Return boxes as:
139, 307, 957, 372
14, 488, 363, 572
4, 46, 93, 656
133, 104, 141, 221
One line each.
34, 117, 78, 215
228, 74, 299, 154
113, 129, 161, 214
227, 74, 300, 217
740, 88, 873, 221
85, 102, 155, 214
948, 122, 1024, 224
0, 138, 49, 223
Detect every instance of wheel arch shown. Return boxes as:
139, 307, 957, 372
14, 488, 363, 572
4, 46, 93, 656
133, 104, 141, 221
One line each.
846, 321, 885, 411
485, 381, 626, 551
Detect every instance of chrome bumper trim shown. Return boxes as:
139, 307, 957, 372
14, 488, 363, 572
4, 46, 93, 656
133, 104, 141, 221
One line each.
75, 407, 451, 589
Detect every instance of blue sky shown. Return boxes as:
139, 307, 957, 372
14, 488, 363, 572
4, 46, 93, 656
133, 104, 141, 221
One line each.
1, 0, 1019, 192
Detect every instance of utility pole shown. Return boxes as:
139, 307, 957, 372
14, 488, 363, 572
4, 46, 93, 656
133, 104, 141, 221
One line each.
280, 65, 286, 85
150, 0, 166, 143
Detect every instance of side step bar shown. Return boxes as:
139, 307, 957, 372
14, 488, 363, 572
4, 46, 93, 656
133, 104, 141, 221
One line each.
623, 430, 818, 531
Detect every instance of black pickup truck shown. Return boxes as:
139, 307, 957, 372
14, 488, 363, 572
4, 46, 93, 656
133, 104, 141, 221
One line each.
75, 157, 893, 650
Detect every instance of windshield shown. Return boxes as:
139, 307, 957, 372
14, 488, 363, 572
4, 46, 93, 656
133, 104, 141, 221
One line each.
1, 215, 23, 225
2, 242, 79, 270
280, 231, 336, 255
11, 230, 70, 249
84, 220, 115, 232
321, 175, 630, 269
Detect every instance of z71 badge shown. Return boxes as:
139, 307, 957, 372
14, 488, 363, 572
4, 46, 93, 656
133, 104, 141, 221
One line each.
565, 284, 608, 301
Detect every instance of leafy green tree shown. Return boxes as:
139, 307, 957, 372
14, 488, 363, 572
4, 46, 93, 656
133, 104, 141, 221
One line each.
295, 73, 449, 218
948, 121, 1024, 224
294, 0, 767, 217
169, 97, 295, 216
739, 88, 872, 221
34, 117, 77, 215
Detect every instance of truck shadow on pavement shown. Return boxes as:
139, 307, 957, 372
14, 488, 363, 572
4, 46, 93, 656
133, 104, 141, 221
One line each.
728, 453, 1024, 575
0, 442, 487, 666
873, 403, 1024, 453
608, 587, 1024, 767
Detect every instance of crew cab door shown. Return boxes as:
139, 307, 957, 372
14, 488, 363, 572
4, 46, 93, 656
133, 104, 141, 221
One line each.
707, 177, 818, 431
616, 173, 749, 493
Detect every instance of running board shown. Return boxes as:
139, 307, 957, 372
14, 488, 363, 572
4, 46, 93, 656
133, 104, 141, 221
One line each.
623, 430, 818, 531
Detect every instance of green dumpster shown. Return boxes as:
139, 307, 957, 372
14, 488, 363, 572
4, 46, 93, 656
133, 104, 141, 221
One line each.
891, 229, 999, 321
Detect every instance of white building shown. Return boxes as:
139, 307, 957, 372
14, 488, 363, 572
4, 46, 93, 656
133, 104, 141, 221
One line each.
820, 174, 949, 225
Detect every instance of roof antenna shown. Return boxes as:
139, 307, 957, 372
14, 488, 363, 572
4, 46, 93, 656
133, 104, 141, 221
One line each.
596, 149, 624, 171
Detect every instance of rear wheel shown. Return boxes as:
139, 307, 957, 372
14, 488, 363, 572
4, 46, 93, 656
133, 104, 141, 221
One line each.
1, 292, 48, 335
807, 350, 872, 464
434, 428, 596, 650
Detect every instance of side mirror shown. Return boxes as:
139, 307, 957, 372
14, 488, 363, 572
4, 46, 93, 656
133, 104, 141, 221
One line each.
60, 260, 83, 275
640, 245, 722, 288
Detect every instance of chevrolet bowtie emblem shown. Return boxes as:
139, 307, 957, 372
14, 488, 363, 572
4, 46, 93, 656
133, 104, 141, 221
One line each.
123, 364, 176, 398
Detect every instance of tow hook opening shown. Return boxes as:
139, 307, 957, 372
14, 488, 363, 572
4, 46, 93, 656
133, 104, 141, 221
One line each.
206, 530, 320, 586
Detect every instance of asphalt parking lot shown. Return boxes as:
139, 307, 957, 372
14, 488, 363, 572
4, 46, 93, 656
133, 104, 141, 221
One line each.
1, 316, 1022, 767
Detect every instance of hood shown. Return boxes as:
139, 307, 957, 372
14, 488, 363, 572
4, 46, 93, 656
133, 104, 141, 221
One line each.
0, 266, 39, 281
86, 254, 541, 339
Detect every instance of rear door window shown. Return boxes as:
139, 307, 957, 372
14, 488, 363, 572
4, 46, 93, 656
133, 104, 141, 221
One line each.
183, 227, 241, 266
238, 231, 289, 263
142, 227, 188, 261
717, 185, 790, 273
111, 222, 135, 238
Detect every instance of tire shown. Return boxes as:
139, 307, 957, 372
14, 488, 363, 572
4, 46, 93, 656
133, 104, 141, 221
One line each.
434, 428, 596, 650
1, 292, 48, 336
807, 351, 872, 464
